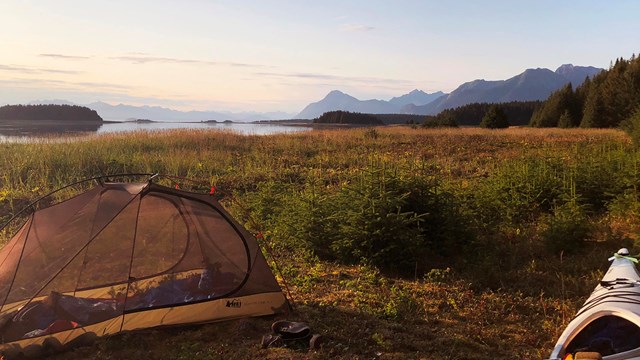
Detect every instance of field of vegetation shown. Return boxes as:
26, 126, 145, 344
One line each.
0, 126, 637, 359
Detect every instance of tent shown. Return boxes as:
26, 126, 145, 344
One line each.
0, 177, 288, 357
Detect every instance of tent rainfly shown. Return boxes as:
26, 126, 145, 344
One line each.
0, 178, 288, 358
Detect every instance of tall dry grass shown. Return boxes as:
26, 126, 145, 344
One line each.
1, 126, 637, 358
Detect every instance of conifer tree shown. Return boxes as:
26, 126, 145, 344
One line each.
581, 86, 607, 127
479, 105, 509, 129
558, 109, 573, 128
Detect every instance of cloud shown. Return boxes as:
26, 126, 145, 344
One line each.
0, 64, 83, 75
0, 65, 36, 74
0, 78, 193, 109
39, 68, 83, 75
0, 77, 132, 92
110, 55, 202, 65
110, 54, 270, 69
254, 71, 419, 87
39, 53, 91, 60
341, 23, 376, 32
253, 70, 445, 99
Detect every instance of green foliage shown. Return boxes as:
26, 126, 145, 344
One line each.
620, 105, 640, 147
530, 54, 640, 128
542, 200, 592, 254
472, 157, 566, 227
0, 104, 103, 121
373, 113, 425, 124
424, 267, 452, 283
571, 144, 633, 212
422, 113, 458, 128
237, 160, 474, 274
479, 105, 509, 129
531, 84, 580, 128
434, 101, 540, 126
314, 110, 384, 125
557, 109, 574, 128
581, 84, 608, 128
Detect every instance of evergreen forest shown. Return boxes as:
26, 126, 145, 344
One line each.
0, 104, 103, 122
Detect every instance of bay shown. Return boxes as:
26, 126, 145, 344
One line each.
0, 121, 311, 142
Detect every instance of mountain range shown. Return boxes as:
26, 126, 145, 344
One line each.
27, 100, 294, 122
296, 89, 444, 119
25, 64, 603, 121
295, 64, 602, 118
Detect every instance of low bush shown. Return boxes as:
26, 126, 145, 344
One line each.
542, 200, 592, 254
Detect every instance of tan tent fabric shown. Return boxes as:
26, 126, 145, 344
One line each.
0, 181, 287, 358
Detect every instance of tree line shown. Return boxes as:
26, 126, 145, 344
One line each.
531, 54, 640, 128
314, 111, 385, 125
0, 104, 103, 122
429, 101, 541, 127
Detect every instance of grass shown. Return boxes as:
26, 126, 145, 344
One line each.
0, 126, 636, 359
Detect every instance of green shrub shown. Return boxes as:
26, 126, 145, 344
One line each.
473, 157, 566, 227
571, 144, 635, 213
542, 200, 591, 254
620, 105, 640, 147
238, 162, 473, 275
422, 114, 458, 128
328, 168, 426, 272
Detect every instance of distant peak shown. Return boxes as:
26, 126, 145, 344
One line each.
556, 64, 574, 70
327, 90, 346, 96
555, 64, 603, 77
323, 90, 355, 100
523, 67, 549, 73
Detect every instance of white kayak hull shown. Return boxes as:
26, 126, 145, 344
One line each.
549, 250, 640, 359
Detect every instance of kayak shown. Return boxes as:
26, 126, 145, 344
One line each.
549, 248, 640, 360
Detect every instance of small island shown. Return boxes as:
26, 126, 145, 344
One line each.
0, 104, 104, 136
0, 104, 103, 122
125, 118, 154, 123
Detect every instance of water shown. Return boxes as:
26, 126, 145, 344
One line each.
0, 121, 311, 142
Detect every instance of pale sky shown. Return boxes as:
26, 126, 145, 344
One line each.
0, 0, 638, 113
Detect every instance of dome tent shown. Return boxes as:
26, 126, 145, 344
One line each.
0, 175, 288, 358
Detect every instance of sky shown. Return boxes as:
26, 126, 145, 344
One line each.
0, 0, 639, 114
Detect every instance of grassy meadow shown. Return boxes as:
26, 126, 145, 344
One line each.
0, 126, 638, 359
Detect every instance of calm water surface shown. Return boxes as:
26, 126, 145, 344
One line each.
0, 121, 311, 142
98, 121, 310, 135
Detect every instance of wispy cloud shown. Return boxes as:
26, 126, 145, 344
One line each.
254, 71, 417, 87
341, 23, 375, 32
0, 65, 36, 74
0, 64, 82, 75
110, 55, 202, 65
253, 70, 444, 98
0, 77, 132, 92
39, 53, 91, 60
110, 54, 270, 69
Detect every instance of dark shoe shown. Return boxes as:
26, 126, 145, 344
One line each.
271, 320, 311, 340
309, 334, 325, 349
261, 334, 284, 348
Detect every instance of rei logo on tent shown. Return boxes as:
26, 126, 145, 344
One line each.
226, 299, 242, 308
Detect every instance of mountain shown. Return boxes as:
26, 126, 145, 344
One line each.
388, 89, 445, 107
87, 102, 296, 122
295, 89, 444, 119
86, 102, 222, 121
407, 64, 603, 115
554, 64, 603, 86
26, 101, 294, 121
28, 99, 77, 106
